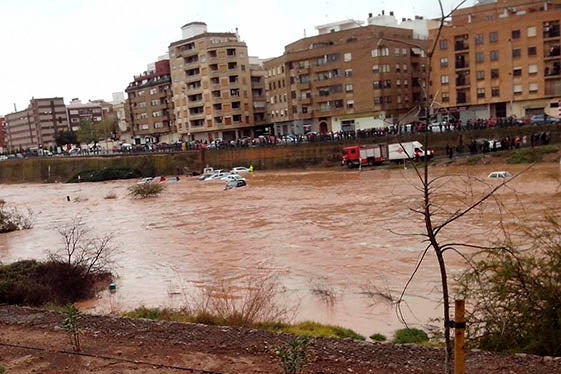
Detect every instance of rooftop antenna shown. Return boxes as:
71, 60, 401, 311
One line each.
13, 103, 17, 112
303, 28, 306, 37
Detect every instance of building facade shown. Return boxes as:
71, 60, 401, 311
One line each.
263, 20, 430, 136
430, 0, 561, 122
169, 22, 256, 142
66, 98, 113, 131
5, 97, 69, 152
0, 117, 5, 153
125, 59, 175, 144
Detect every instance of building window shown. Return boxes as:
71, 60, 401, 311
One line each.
512, 48, 521, 59
476, 52, 484, 63
477, 88, 485, 98
492, 87, 500, 97
527, 26, 537, 37
489, 31, 498, 43
149, 88, 158, 95
71, 118, 79, 123
396, 79, 401, 87
344, 69, 352, 77
490, 50, 499, 61
476, 70, 485, 80
344, 52, 352, 62
442, 92, 450, 102
513, 84, 523, 95
511, 30, 521, 39
475, 34, 483, 45
528, 64, 538, 75
513, 67, 522, 77
439, 39, 448, 50
528, 46, 537, 56
346, 100, 354, 109
345, 84, 353, 93
441, 75, 449, 84
529, 82, 538, 93
440, 57, 448, 68
491, 69, 499, 79
372, 64, 379, 73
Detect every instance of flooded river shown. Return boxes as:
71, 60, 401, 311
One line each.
1, 162, 560, 338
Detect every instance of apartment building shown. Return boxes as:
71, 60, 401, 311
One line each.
430, 0, 561, 121
249, 57, 268, 133
264, 19, 430, 135
0, 117, 5, 153
5, 97, 69, 152
125, 59, 175, 144
169, 22, 255, 142
66, 98, 113, 131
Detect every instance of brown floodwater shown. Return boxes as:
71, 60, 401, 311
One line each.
1, 162, 560, 338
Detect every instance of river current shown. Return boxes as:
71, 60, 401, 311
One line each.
1, 162, 559, 338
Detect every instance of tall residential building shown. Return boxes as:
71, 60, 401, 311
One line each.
125, 58, 175, 144
5, 97, 69, 152
430, 0, 561, 121
249, 57, 268, 132
0, 117, 5, 153
169, 22, 255, 141
66, 98, 113, 131
264, 19, 430, 135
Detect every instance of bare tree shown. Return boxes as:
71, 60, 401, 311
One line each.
387, 1, 535, 372
49, 215, 115, 276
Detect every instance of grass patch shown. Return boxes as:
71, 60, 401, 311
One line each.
128, 183, 165, 198
506, 146, 559, 164
393, 328, 429, 344
465, 155, 483, 165
123, 308, 365, 341
370, 333, 387, 341
276, 321, 365, 341
67, 167, 142, 183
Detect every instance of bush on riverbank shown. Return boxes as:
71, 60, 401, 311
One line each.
506, 145, 559, 164
67, 167, 142, 183
0, 260, 111, 306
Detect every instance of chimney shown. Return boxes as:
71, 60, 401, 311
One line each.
390, 11, 394, 16
382, 10, 385, 15
402, 18, 406, 21
368, 12, 372, 17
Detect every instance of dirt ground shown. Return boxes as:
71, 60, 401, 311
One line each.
1, 305, 561, 374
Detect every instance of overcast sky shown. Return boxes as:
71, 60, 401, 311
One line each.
0, 0, 472, 115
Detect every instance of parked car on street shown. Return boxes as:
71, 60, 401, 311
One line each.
530, 114, 560, 125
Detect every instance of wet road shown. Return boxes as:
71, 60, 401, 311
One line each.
1, 162, 559, 338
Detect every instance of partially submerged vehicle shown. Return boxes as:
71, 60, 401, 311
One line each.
224, 179, 247, 190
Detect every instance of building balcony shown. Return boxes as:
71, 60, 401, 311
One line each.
188, 112, 206, 120
188, 100, 204, 108
185, 74, 201, 82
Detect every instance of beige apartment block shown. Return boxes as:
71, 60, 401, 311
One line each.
169, 22, 256, 142
125, 59, 175, 144
5, 97, 69, 152
264, 21, 430, 135
66, 98, 113, 131
430, 0, 561, 121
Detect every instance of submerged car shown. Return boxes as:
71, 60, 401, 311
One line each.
224, 179, 247, 190
488, 171, 512, 179
230, 166, 250, 174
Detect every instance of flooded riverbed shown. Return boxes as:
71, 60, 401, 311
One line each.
1, 162, 560, 338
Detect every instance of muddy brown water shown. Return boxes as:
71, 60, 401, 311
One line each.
1, 162, 560, 339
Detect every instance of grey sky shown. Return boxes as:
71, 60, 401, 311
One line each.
0, 0, 471, 115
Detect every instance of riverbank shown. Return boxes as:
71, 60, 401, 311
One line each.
2, 304, 561, 373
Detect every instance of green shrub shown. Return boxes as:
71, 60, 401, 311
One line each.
68, 167, 142, 183
0, 260, 111, 306
128, 183, 165, 198
276, 336, 309, 374
369, 333, 387, 341
393, 328, 429, 344
0, 364, 5, 374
